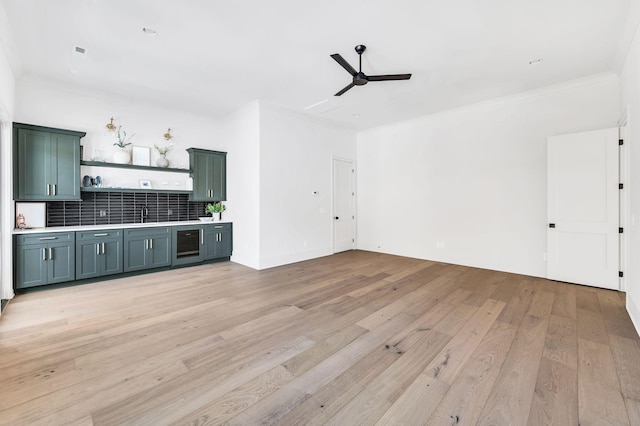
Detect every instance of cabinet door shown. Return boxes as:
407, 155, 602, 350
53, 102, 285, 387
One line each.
210, 153, 226, 201
16, 129, 51, 200
48, 242, 75, 284
102, 240, 123, 276
192, 152, 211, 201
51, 133, 81, 200
188, 149, 226, 202
203, 227, 218, 260
76, 241, 100, 280
124, 237, 148, 272
215, 228, 233, 258
15, 245, 48, 288
149, 235, 171, 268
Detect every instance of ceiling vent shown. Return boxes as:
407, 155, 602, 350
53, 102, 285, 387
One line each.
72, 45, 87, 58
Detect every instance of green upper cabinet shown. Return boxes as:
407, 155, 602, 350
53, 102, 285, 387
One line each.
14, 123, 85, 201
187, 148, 226, 202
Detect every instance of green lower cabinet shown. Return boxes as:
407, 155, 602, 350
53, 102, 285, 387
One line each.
204, 223, 233, 260
75, 230, 123, 280
14, 232, 75, 289
124, 227, 172, 272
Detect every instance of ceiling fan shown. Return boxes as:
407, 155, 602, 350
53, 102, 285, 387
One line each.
330, 45, 412, 96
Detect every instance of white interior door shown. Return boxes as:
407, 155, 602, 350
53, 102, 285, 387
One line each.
547, 128, 619, 290
333, 158, 355, 253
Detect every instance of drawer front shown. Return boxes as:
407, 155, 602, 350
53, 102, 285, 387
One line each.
16, 232, 75, 246
125, 227, 171, 239
76, 229, 123, 241
204, 223, 231, 231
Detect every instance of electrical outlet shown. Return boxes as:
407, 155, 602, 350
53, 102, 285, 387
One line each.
99, 210, 107, 217
168, 209, 173, 215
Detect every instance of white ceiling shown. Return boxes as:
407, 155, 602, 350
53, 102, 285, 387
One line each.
0, 0, 636, 130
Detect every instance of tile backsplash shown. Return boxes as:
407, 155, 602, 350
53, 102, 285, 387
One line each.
46, 192, 207, 227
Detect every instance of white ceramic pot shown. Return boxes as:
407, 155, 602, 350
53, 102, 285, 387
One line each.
112, 148, 130, 164
156, 155, 169, 168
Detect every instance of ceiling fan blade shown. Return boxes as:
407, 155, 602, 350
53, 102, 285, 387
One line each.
334, 82, 356, 96
330, 54, 357, 76
367, 73, 412, 81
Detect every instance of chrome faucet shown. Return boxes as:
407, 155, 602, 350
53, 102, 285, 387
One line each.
140, 205, 148, 223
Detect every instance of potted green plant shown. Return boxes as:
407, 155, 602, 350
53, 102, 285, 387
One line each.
206, 202, 226, 221
113, 126, 135, 164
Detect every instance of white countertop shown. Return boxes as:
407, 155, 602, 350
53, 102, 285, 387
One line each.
13, 220, 231, 235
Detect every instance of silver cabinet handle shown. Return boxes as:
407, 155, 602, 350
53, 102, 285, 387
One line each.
149, 239, 153, 250
94, 233, 108, 237
97, 243, 100, 255
42, 247, 47, 261
101, 243, 105, 254
48, 247, 53, 260
46, 184, 50, 196
214, 225, 223, 229
201, 229, 204, 245
145, 239, 149, 250
53, 184, 57, 196
39, 237, 57, 240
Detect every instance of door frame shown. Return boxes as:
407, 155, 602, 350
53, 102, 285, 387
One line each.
331, 156, 356, 253
547, 127, 620, 289
619, 107, 630, 292
0, 110, 14, 302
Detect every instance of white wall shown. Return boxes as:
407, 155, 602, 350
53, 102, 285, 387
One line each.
224, 101, 261, 269
258, 103, 356, 269
0, 23, 15, 301
619, 21, 640, 333
357, 73, 620, 278
15, 77, 225, 192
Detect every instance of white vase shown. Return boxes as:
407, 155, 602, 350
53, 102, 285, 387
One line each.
112, 148, 130, 164
156, 155, 169, 168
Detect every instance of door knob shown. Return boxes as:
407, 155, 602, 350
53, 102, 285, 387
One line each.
335, 216, 339, 220
549, 223, 556, 228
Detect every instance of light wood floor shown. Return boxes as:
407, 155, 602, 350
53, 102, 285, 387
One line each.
1, 251, 639, 425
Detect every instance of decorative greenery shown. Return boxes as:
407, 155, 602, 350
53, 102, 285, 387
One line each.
154, 143, 174, 156
206, 202, 226, 216
114, 126, 135, 148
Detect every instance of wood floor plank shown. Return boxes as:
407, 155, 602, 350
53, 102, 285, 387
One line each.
426, 321, 517, 426
225, 313, 416, 426
551, 283, 577, 319
477, 314, 550, 426
577, 307, 610, 345
375, 298, 505, 424
578, 338, 630, 425
497, 279, 535, 326
543, 314, 577, 368
527, 357, 578, 426
323, 329, 451, 425
276, 344, 402, 426
609, 334, 640, 401
0, 251, 637, 425
599, 290, 640, 340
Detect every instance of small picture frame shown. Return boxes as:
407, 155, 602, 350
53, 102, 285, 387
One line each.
132, 146, 151, 166
139, 179, 152, 189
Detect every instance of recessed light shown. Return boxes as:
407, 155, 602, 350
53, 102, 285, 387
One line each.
142, 27, 157, 36
529, 58, 543, 65
353, 113, 361, 118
